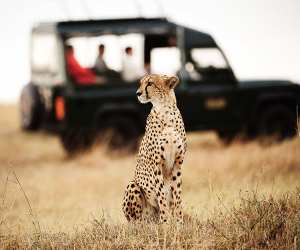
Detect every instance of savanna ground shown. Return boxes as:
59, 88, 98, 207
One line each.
0, 105, 299, 249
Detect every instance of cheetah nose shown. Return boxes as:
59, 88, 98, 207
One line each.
136, 91, 142, 97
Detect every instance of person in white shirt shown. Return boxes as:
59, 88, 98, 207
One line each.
122, 47, 144, 82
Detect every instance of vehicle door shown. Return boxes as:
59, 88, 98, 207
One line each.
178, 47, 240, 131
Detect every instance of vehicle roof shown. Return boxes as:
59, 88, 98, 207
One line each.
32, 17, 216, 47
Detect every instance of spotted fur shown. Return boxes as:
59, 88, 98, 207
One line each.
122, 74, 187, 223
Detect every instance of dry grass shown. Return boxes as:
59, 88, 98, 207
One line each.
2, 189, 300, 249
0, 105, 299, 249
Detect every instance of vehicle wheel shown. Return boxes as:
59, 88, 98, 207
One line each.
19, 83, 42, 130
97, 116, 140, 151
217, 130, 237, 144
59, 128, 95, 155
258, 104, 297, 141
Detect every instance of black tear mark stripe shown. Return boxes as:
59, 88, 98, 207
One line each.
143, 75, 151, 99
145, 83, 150, 99
145, 82, 152, 99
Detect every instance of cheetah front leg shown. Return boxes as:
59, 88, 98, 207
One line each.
160, 134, 184, 223
170, 152, 184, 223
153, 167, 171, 223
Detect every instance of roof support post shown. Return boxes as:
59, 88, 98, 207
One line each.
176, 26, 188, 88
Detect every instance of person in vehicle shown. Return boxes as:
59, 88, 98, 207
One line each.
93, 44, 120, 80
65, 45, 104, 85
93, 44, 109, 74
122, 46, 144, 82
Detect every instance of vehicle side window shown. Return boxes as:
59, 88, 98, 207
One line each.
68, 35, 121, 71
66, 34, 145, 86
32, 34, 59, 74
31, 33, 65, 86
150, 47, 181, 75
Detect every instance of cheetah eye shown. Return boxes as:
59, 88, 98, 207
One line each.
147, 80, 154, 87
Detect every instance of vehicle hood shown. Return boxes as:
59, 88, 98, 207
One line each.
238, 79, 297, 89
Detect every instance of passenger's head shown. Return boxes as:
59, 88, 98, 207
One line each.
66, 45, 74, 54
168, 36, 177, 46
98, 44, 105, 56
125, 46, 133, 56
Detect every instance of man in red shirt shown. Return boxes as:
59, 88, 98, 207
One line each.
66, 45, 104, 85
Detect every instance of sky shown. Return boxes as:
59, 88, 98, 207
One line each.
0, 0, 299, 103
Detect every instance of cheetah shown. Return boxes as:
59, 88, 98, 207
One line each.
122, 74, 187, 223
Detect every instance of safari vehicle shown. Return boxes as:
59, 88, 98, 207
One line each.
20, 17, 300, 154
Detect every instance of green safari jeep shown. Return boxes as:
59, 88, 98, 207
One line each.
20, 18, 300, 154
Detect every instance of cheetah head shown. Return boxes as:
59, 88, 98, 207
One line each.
136, 74, 179, 105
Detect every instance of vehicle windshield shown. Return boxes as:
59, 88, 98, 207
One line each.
183, 47, 233, 83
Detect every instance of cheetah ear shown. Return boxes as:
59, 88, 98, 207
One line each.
166, 76, 179, 89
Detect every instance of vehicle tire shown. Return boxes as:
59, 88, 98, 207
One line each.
97, 116, 140, 151
59, 128, 95, 155
217, 130, 237, 145
19, 83, 42, 131
257, 104, 297, 141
